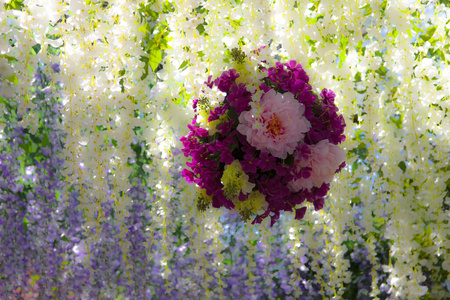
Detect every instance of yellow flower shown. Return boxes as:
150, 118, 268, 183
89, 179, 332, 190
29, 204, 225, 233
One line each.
234, 190, 267, 214
234, 190, 268, 221
196, 188, 212, 212
221, 160, 255, 200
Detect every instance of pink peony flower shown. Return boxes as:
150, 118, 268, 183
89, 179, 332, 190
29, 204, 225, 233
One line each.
289, 139, 346, 192
237, 89, 311, 159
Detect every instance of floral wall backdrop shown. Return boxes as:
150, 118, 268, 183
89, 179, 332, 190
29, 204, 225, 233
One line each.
0, 0, 449, 299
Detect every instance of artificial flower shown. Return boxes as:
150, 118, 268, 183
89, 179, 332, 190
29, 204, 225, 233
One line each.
237, 90, 311, 159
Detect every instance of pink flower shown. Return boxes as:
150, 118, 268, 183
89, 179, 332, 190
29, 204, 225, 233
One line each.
289, 139, 346, 191
237, 89, 311, 159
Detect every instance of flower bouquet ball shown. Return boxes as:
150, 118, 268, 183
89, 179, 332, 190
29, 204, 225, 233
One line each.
181, 52, 346, 226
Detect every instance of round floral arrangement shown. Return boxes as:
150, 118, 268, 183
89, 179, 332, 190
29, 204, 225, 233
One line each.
181, 57, 346, 226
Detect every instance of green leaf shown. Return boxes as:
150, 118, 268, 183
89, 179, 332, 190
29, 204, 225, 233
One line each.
375, 65, 387, 77
355, 40, 364, 55
4, 0, 25, 11
197, 51, 205, 59
387, 27, 399, 40
138, 25, 148, 34
230, 235, 236, 247
360, 3, 372, 16
352, 177, 362, 185
196, 23, 206, 35
222, 259, 233, 266
351, 196, 361, 205
340, 36, 348, 48
420, 25, 438, 42
42, 134, 50, 147
23, 217, 28, 231
339, 49, 346, 68
148, 48, 162, 72
0, 55, 18, 62
425, 225, 432, 236
373, 216, 385, 228
438, 165, 450, 173
31, 44, 41, 55
390, 113, 403, 129
351, 142, 368, 160
432, 49, 446, 61
179, 60, 189, 71
19, 142, 30, 154
5, 74, 18, 84
47, 44, 62, 56
398, 161, 406, 173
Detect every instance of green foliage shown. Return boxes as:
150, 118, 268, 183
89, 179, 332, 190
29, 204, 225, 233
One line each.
350, 142, 368, 161
420, 25, 438, 42
31, 44, 41, 55
172, 222, 189, 247
3, 0, 24, 10
389, 112, 403, 129
179, 60, 190, 71
127, 130, 153, 186
360, 3, 372, 16
137, 1, 174, 80
338, 36, 348, 68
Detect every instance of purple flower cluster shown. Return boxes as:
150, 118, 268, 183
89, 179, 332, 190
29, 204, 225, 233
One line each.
217, 212, 324, 300
181, 60, 346, 225
0, 63, 89, 298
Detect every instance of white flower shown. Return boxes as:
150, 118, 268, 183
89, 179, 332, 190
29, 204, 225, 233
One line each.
0, 58, 14, 78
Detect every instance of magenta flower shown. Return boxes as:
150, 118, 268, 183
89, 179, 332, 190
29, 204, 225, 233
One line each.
227, 83, 253, 114
217, 119, 235, 135
237, 90, 311, 159
214, 69, 239, 92
295, 206, 307, 220
241, 153, 258, 173
257, 151, 276, 172
220, 148, 234, 165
